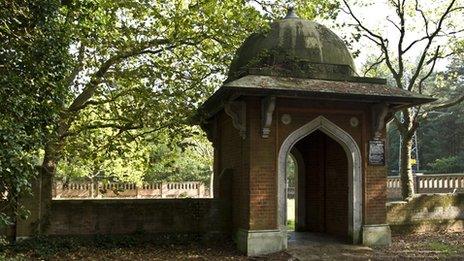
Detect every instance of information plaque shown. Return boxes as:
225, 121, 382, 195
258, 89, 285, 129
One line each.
368, 140, 385, 166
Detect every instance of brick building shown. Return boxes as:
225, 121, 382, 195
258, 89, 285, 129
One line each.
198, 8, 434, 256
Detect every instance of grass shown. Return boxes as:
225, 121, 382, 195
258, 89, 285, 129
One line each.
426, 241, 461, 256
286, 220, 295, 231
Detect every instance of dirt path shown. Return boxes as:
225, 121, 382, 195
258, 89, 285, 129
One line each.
2, 232, 463, 260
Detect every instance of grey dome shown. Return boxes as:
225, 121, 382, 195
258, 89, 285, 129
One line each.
228, 15, 356, 80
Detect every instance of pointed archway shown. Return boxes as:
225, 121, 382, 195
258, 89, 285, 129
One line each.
278, 116, 363, 244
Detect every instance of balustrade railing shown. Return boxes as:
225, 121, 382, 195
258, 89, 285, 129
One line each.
387, 173, 464, 200
53, 181, 209, 199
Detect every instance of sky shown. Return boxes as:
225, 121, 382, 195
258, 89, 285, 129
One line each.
249, 0, 461, 74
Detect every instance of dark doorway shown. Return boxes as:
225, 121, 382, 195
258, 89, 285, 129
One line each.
292, 130, 349, 241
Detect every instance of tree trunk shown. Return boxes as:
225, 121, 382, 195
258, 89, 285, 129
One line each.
37, 144, 59, 234
399, 133, 415, 200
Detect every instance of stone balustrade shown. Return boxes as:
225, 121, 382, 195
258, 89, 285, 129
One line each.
387, 173, 464, 200
52, 181, 209, 199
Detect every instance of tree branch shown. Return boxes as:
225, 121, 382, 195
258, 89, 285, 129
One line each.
66, 40, 172, 113
393, 114, 407, 133
396, 0, 406, 83
343, 0, 401, 85
71, 89, 132, 111
363, 54, 386, 76
386, 16, 401, 31
428, 93, 464, 110
418, 46, 440, 93
62, 123, 143, 138
64, 43, 85, 88
406, 0, 457, 91
415, 0, 429, 36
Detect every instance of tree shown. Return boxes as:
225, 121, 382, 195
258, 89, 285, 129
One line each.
145, 130, 214, 184
57, 127, 214, 185
52, 0, 340, 186
248, 0, 340, 20
418, 55, 464, 172
29, 0, 268, 231
0, 0, 340, 233
343, 0, 464, 200
0, 0, 72, 233
42, 1, 341, 183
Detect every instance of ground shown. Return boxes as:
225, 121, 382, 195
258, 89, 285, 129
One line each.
1, 232, 464, 260
288, 231, 464, 260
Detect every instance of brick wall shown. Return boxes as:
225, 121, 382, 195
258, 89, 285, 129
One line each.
216, 111, 249, 231
247, 97, 277, 230
210, 97, 389, 235
45, 199, 230, 236
364, 128, 388, 225
364, 165, 388, 224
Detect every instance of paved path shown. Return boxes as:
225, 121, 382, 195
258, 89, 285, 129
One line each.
287, 232, 375, 260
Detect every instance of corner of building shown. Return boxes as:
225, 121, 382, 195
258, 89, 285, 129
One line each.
362, 224, 392, 246
236, 229, 287, 256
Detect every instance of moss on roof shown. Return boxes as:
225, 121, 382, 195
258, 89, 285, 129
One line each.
228, 17, 356, 81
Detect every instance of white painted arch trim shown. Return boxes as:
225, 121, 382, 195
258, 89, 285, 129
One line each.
278, 115, 363, 244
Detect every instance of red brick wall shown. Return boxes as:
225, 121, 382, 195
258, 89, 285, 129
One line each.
364, 163, 388, 224
215, 110, 249, 231
46, 199, 230, 236
211, 96, 389, 233
247, 97, 278, 230
364, 127, 387, 225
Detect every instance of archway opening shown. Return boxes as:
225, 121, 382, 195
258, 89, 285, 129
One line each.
289, 130, 349, 241
279, 116, 362, 245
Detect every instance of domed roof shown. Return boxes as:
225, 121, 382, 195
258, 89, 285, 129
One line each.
227, 9, 356, 81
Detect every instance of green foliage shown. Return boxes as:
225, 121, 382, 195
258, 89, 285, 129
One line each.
1, 0, 342, 230
0, 0, 72, 228
426, 241, 461, 256
57, 127, 213, 184
145, 132, 213, 183
418, 55, 464, 173
387, 54, 464, 174
286, 219, 295, 231
49, 0, 267, 185
52, 0, 340, 184
427, 156, 464, 174
57, 125, 152, 183
249, 0, 340, 21
286, 155, 296, 188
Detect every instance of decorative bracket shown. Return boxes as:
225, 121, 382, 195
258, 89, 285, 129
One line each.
201, 117, 218, 144
224, 101, 246, 139
372, 102, 390, 139
261, 96, 276, 138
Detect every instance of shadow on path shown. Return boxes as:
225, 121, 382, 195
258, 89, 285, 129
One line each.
287, 232, 374, 260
